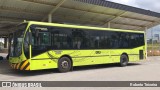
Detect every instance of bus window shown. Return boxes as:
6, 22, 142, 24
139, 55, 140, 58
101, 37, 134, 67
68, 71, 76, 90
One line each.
24, 31, 30, 58
30, 26, 51, 56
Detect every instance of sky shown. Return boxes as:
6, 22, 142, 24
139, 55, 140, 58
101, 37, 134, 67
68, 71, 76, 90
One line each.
107, 0, 160, 39
107, 0, 160, 13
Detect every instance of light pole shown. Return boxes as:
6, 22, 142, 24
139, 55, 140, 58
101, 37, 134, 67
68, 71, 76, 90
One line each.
151, 28, 154, 56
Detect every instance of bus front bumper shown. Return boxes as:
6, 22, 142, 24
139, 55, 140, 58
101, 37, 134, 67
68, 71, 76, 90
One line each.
10, 60, 30, 70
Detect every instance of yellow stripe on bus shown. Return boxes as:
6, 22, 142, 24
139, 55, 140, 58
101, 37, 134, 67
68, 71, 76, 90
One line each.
14, 64, 17, 69
16, 63, 20, 69
20, 60, 28, 70
25, 66, 30, 70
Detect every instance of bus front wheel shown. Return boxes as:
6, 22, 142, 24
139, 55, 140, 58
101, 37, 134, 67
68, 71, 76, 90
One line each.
58, 57, 72, 73
120, 54, 128, 67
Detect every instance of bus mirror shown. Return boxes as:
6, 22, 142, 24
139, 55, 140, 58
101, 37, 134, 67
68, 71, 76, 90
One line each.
29, 32, 32, 45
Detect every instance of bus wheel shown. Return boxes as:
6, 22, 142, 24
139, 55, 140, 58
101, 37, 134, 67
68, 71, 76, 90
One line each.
58, 57, 72, 73
120, 54, 128, 67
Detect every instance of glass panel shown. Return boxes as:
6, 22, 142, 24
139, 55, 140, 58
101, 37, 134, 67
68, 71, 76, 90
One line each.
30, 25, 51, 56
30, 24, 145, 57
24, 31, 30, 59
9, 24, 27, 57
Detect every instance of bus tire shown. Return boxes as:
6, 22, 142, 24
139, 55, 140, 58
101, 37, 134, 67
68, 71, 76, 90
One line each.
58, 57, 72, 73
120, 54, 128, 67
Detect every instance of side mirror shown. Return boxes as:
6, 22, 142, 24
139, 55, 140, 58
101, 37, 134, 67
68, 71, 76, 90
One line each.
29, 32, 32, 45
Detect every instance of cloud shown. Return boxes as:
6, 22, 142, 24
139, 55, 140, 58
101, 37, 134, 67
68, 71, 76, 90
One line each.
107, 0, 160, 13
134, 0, 160, 12
107, 0, 137, 6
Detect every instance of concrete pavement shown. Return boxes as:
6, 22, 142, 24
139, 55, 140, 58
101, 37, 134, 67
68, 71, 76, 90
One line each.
0, 56, 160, 90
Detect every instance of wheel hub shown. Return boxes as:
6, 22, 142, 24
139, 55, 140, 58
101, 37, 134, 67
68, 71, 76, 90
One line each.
61, 61, 69, 69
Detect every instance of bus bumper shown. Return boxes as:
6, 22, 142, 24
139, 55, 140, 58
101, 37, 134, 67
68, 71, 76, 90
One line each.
10, 60, 30, 70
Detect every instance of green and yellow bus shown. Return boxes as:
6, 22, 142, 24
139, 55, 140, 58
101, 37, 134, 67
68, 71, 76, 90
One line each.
9, 21, 146, 72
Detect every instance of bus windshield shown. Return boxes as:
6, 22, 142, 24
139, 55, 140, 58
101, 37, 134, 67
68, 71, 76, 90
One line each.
10, 24, 27, 57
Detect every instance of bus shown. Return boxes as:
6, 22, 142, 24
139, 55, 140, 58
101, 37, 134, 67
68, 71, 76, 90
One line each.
9, 21, 146, 72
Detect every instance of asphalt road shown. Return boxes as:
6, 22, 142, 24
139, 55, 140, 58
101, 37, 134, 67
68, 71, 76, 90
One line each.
0, 53, 160, 90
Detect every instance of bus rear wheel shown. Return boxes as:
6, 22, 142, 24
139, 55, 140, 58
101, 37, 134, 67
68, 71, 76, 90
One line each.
58, 57, 72, 73
120, 54, 128, 67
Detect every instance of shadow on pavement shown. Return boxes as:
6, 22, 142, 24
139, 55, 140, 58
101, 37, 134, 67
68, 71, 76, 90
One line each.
0, 60, 141, 77
73, 63, 141, 72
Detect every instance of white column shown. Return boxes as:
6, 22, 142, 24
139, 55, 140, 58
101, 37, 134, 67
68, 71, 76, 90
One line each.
151, 28, 154, 56
145, 27, 148, 59
48, 14, 52, 23
108, 22, 110, 28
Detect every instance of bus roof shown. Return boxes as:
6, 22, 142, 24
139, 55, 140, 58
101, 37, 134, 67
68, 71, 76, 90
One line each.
27, 21, 144, 33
